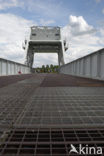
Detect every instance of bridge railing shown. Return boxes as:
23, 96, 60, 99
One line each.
59, 48, 104, 80
0, 58, 30, 76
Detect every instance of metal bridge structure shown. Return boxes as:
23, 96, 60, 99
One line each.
0, 26, 104, 155
23, 26, 68, 68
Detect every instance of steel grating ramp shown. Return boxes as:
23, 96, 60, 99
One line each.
14, 87, 104, 128
0, 128, 104, 156
0, 73, 104, 155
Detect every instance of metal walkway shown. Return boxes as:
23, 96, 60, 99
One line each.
0, 73, 104, 155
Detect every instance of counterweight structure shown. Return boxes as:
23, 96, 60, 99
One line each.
23, 26, 68, 68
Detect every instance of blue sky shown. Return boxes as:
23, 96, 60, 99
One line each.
1, 0, 104, 26
1, 0, 71, 26
0, 0, 104, 66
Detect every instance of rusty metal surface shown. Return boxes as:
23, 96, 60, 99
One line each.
0, 74, 45, 131
0, 128, 104, 156
0, 74, 33, 88
0, 73, 104, 155
41, 73, 104, 87
0, 74, 104, 129
14, 86, 104, 129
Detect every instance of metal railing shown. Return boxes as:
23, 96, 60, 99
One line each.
59, 48, 104, 80
0, 58, 30, 76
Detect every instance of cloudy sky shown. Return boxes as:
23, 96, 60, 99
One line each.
0, 0, 104, 67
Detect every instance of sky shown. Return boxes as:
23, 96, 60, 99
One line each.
0, 0, 104, 67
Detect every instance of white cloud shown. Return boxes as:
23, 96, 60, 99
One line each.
40, 19, 55, 26
102, 8, 104, 14
99, 27, 104, 44
62, 15, 104, 64
0, 13, 34, 63
62, 15, 96, 38
0, 0, 23, 10
95, 0, 101, 3
0, 13, 57, 66
0, 13, 103, 67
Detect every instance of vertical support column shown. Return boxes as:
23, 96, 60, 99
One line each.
10, 63, 12, 75
90, 55, 92, 77
14, 63, 16, 75
58, 41, 65, 66
58, 52, 64, 66
27, 51, 34, 68
83, 58, 85, 76
79, 61, 80, 75
72, 63, 74, 75
97, 52, 101, 78
75, 61, 77, 75
0, 60, 2, 76
6, 61, 8, 75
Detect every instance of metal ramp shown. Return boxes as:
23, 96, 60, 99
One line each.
0, 73, 104, 155
0, 128, 104, 156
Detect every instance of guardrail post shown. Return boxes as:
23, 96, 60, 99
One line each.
97, 52, 101, 78
0, 60, 2, 76
90, 55, 92, 77
83, 58, 85, 76
6, 61, 8, 75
